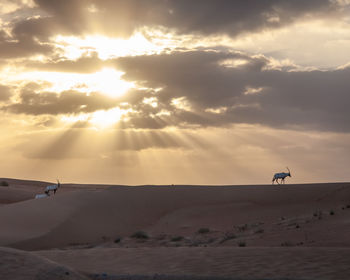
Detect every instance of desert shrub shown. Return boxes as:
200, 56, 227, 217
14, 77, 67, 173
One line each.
255, 228, 264, 234
237, 224, 248, 232
0, 181, 9, 186
197, 228, 210, 234
238, 241, 246, 247
114, 237, 121, 243
313, 210, 323, 219
346, 204, 350, 209
329, 210, 335, 216
131, 231, 149, 239
281, 241, 294, 247
295, 224, 300, 229
171, 236, 184, 242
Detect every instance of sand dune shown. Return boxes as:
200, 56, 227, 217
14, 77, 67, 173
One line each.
0, 187, 34, 204
38, 247, 350, 280
0, 182, 349, 250
0, 247, 88, 280
1, 180, 350, 279
0, 178, 111, 204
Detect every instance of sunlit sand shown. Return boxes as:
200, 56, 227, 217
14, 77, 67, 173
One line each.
1, 178, 349, 279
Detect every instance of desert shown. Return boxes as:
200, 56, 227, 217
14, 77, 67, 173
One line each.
2, 1, 350, 279
0, 178, 349, 280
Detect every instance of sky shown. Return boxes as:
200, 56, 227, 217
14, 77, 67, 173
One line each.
0, 0, 350, 185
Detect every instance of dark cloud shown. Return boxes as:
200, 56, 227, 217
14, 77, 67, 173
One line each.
3, 47, 350, 132
4, 0, 342, 54
27, 52, 106, 73
142, 0, 337, 36
114, 50, 266, 108
4, 48, 350, 132
113, 50, 350, 132
0, 84, 12, 101
0, 30, 52, 58
2, 84, 119, 115
0, 0, 343, 61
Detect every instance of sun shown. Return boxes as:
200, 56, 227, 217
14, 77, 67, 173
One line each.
88, 68, 134, 98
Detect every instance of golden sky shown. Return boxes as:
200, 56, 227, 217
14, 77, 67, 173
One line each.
0, 0, 350, 184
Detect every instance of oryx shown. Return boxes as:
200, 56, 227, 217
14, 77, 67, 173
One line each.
272, 167, 291, 184
45, 179, 61, 194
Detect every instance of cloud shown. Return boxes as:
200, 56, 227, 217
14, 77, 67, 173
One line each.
3, 48, 350, 132
2, 84, 119, 115
27, 52, 106, 73
3, 0, 344, 51
0, 30, 52, 58
115, 50, 266, 107
114, 50, 350, 132
0, 0, 345, 62
0, 84, 12, 101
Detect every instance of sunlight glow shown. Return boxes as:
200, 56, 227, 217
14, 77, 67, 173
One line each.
205, 107, 228, 114
244, 87, 264, 95
219, 59, 249, 68
90, 68, 134, 97
171, 97, 192, 111
143, 97, 158, 108
17, 68, 134, 97
54, 32, 167, 60
61, 107, 133, 128
60, 114, 89, 123
90, 107, 132, 128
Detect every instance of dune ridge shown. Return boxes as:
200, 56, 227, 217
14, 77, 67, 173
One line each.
1, 179, 350, 279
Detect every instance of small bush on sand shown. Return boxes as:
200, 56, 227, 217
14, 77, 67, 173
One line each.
313, 210, 323, 219
131, 231, 149, 239
197, 228, 210, 234
0, 181, 9, 187
329, 210, 335, 216
281, 241, 294, 247
171, 236, 184, 242
114, 237, 122, 243
255, 228, 264, 234
238, 241, 246, 247
237, 224, 248, 232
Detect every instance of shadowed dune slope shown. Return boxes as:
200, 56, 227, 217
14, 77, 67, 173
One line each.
0, 247, 88, 280
0, 187, 35, 204
0, 178, 112, 205
0, 182, 349, 250
38, 247, 350, 280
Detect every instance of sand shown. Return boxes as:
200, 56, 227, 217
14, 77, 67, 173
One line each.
38, 247, 350, 280
0, 178, 349, 279
0, 247, 88, 280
